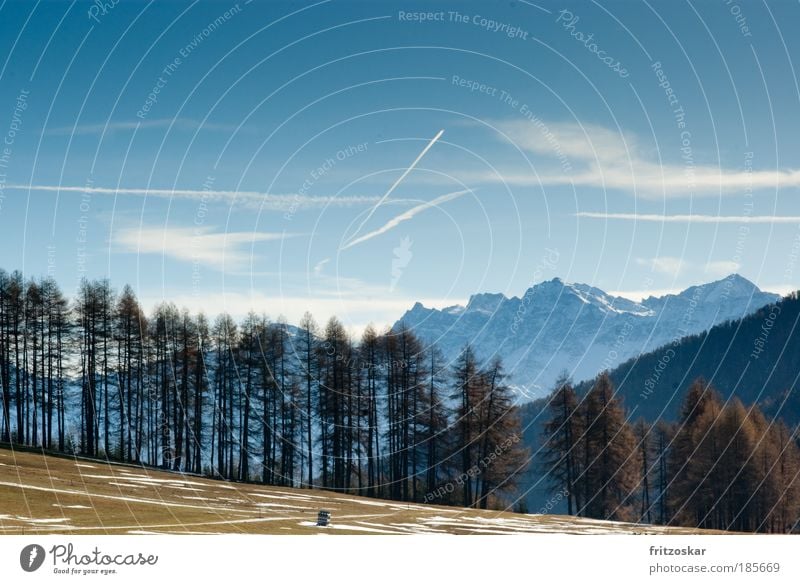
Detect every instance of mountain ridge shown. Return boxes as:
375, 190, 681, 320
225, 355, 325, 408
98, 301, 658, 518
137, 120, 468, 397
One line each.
396, 274, 780, 398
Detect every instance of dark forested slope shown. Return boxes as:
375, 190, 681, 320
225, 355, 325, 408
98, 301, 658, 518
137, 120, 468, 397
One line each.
576, 292, 800, 424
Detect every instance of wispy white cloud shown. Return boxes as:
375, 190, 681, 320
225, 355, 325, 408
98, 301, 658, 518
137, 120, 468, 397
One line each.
608, 287, 684, 301
761, 285, 799, 297
577, 212, 800, 223
340, 189, 471, 251
139, 290, 464, 337
313, 258, 329, 276
612, 280, 791, 302
635, 256, 740, 278
705, 260, 742, 277
636, 256, 684, 276
8, 183, 380, 212
114, 226, 297, 271
485, 120, 800, 197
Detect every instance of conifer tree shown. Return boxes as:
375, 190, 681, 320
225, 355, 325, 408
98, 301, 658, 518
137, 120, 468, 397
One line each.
577, 372, 640, 521
541, 373, 582, 514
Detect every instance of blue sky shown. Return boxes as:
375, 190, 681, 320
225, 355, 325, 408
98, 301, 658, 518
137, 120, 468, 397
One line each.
1, 0, 799, 332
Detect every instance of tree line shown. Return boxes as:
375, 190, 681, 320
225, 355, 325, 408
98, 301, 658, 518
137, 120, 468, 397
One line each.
0, 270, 528, 509
542, 373, 800, 533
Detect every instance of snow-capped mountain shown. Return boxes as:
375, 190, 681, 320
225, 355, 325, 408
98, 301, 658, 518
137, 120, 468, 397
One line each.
395, 274, 780, 400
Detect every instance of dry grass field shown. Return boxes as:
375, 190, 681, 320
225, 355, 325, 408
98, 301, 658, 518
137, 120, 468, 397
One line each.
0, 446, 719, 535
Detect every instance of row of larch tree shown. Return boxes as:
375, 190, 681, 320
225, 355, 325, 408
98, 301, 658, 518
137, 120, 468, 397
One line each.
0, 270, 528, 509
542, 373, 800, 533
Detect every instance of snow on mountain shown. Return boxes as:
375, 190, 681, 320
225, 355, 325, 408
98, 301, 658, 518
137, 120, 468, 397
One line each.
395, 274, 780, 400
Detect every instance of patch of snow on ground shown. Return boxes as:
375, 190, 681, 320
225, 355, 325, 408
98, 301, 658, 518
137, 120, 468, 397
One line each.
388, 522, 447, 534
18, 517, 71, 524
248, 493, 315, 502
458, 528, 526, 534
0, 479, 255, 513
356, 521, 417, 534
330, 497, 397, 507
386, 503, 433, 512
329, 524, 398, 534
256, 503, 308, 509
83, 474, 207, 487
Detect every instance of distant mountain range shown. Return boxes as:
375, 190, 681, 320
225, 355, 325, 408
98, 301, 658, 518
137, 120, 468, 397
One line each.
396, 274, 780, 399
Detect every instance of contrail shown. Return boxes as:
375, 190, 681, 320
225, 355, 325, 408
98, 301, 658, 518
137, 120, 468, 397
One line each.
345, 129, 444, 245
6, 183, 380, 211
340, 188, 471, 251
576, 212, 800, 224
